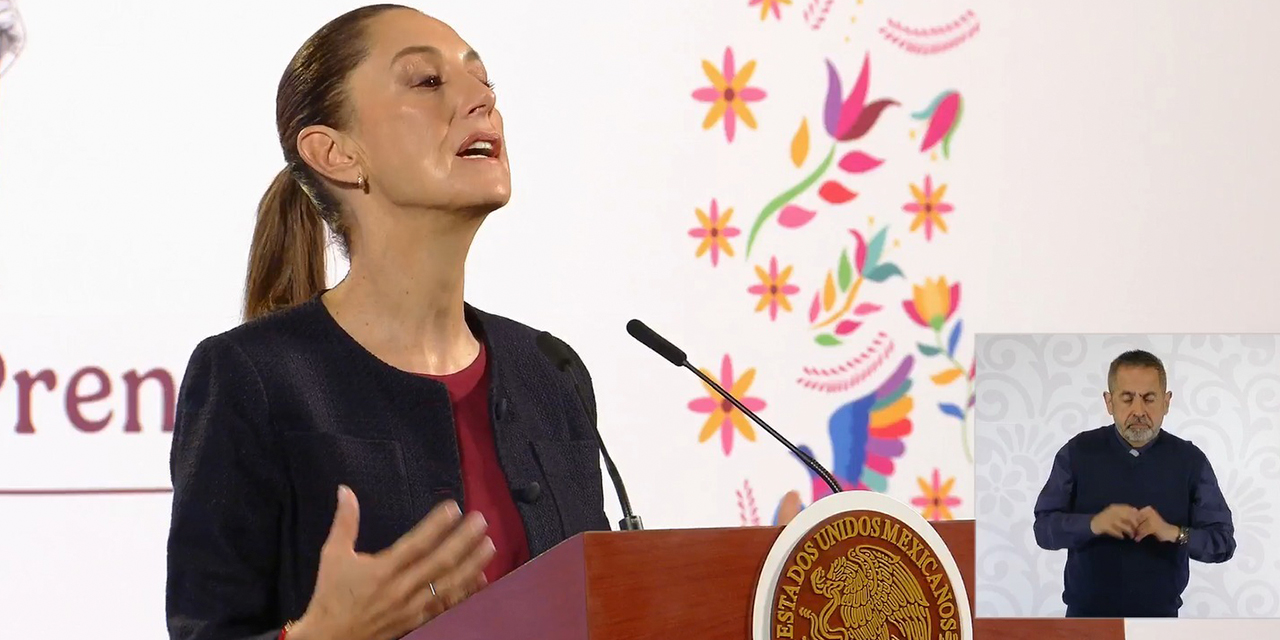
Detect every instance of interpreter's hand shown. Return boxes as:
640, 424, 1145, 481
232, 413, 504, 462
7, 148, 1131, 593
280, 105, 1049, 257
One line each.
1090, 503, 1140, 539
287, 486, 496, 640
1134, 506, 1181, 543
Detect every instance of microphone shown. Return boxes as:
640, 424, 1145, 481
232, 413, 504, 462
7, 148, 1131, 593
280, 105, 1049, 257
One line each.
625, 319, 843, 496
536, 331, 644, 531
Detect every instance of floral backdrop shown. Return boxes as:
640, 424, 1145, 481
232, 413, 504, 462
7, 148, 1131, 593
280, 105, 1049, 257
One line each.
0, 0, 989, 635
677, 1, 981, 530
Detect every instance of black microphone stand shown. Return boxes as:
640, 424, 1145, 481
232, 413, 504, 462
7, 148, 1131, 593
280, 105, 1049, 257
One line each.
626, 319, 843, 496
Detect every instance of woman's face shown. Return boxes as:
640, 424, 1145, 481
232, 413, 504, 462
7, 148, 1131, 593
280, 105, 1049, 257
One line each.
343, 10, 509, 216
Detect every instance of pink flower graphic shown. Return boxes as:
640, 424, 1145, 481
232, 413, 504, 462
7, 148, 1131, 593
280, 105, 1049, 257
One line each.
824, 53, 898, 142
748, 257, 800, 321
743, 54, 896, 257
692, 47, 767, 143
688, 355, 767, 456
688, 199, 740, 266
912, 90, 964, 159
911, 468, 962, 521
902, 175, 953, 241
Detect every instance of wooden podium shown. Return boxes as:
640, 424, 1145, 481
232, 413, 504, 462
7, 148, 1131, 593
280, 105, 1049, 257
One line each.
407, 520, 1124, 640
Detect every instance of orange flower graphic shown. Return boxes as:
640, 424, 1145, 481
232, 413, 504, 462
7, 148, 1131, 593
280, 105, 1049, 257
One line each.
902, 175, 954, 241
749, 0, 792, 21
748, 257, 800, 320
903, 277, 960, 331
687, 355, 767, 456
688, 198, 740, 266
911, 469, 961, 521
692, 47, 767, 143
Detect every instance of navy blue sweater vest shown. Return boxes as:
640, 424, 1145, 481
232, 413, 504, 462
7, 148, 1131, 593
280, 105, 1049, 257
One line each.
1064, 426, 1201, 617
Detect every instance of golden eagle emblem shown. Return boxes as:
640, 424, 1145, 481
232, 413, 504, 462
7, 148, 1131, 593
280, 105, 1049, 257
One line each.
800, 544, 931, 640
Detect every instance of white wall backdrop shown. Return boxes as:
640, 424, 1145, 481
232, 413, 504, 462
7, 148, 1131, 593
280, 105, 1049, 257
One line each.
2, 0, 1280, 637
974, 334, 1280, 617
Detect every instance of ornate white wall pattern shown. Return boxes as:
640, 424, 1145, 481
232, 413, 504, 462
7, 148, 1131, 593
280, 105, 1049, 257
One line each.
974, 334, 1280, 617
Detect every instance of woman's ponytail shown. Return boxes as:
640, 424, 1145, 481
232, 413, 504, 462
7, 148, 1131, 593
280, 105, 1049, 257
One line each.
243, 167, 327, 321
244, 4, 403, 320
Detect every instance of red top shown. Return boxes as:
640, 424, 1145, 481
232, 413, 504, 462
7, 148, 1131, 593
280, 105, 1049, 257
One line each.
420, 342, 531, 584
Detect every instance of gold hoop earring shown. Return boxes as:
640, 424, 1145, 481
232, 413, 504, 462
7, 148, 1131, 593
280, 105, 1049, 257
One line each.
356, 172, 368, 193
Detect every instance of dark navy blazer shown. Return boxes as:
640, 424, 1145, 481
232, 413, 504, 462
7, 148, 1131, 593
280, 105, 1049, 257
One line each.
165, 295, 609, 640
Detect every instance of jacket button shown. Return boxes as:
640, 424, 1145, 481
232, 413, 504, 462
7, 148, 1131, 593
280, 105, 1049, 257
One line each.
512, 482, 542, 504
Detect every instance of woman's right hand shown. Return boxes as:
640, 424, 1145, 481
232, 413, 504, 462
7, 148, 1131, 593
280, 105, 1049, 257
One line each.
287, 485, 496, 640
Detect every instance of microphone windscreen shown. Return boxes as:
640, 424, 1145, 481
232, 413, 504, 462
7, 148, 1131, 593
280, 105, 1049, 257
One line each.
535, 331, 574, 371
626, 319, 687, 366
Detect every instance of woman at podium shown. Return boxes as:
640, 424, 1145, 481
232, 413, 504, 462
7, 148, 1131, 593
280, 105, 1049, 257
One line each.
164, 5, 609, 640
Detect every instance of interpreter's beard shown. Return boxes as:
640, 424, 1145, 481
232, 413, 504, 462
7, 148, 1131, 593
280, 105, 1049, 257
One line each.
1121, 419, 1157, 445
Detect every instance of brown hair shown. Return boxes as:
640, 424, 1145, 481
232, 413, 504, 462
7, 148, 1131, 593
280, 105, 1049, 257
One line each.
1108, 349, 1168, 392
243, 4, 410, 321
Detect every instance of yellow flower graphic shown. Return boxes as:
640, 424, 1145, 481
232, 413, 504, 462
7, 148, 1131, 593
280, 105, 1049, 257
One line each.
691, 47, 767, 143
748, 257, 800, 320
903, 277, 960, 331
749, 0, 792, 21
687, 355, 767, 455
911, 469, 961, 521
902, 175, 954, 241
689, 198, 740, 266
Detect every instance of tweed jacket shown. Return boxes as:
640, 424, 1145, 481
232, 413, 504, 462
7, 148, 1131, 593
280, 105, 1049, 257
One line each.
165, 295, 609, 640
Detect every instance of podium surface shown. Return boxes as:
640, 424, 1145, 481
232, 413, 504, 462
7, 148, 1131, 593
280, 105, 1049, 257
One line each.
408, 521, 1123, 640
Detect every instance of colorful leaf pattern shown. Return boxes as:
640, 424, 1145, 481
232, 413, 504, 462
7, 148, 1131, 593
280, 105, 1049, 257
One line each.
744, 55, 896, 257
834, 320, 860, 336
778, 204, 817, 229
818, 181, 857, 204
684, 19, 976, 522
837, 251, 853, 290
808, 226, 901, 347
906, 278, 973, 462
838, 151, 884, 173
790, 118, 810, 167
